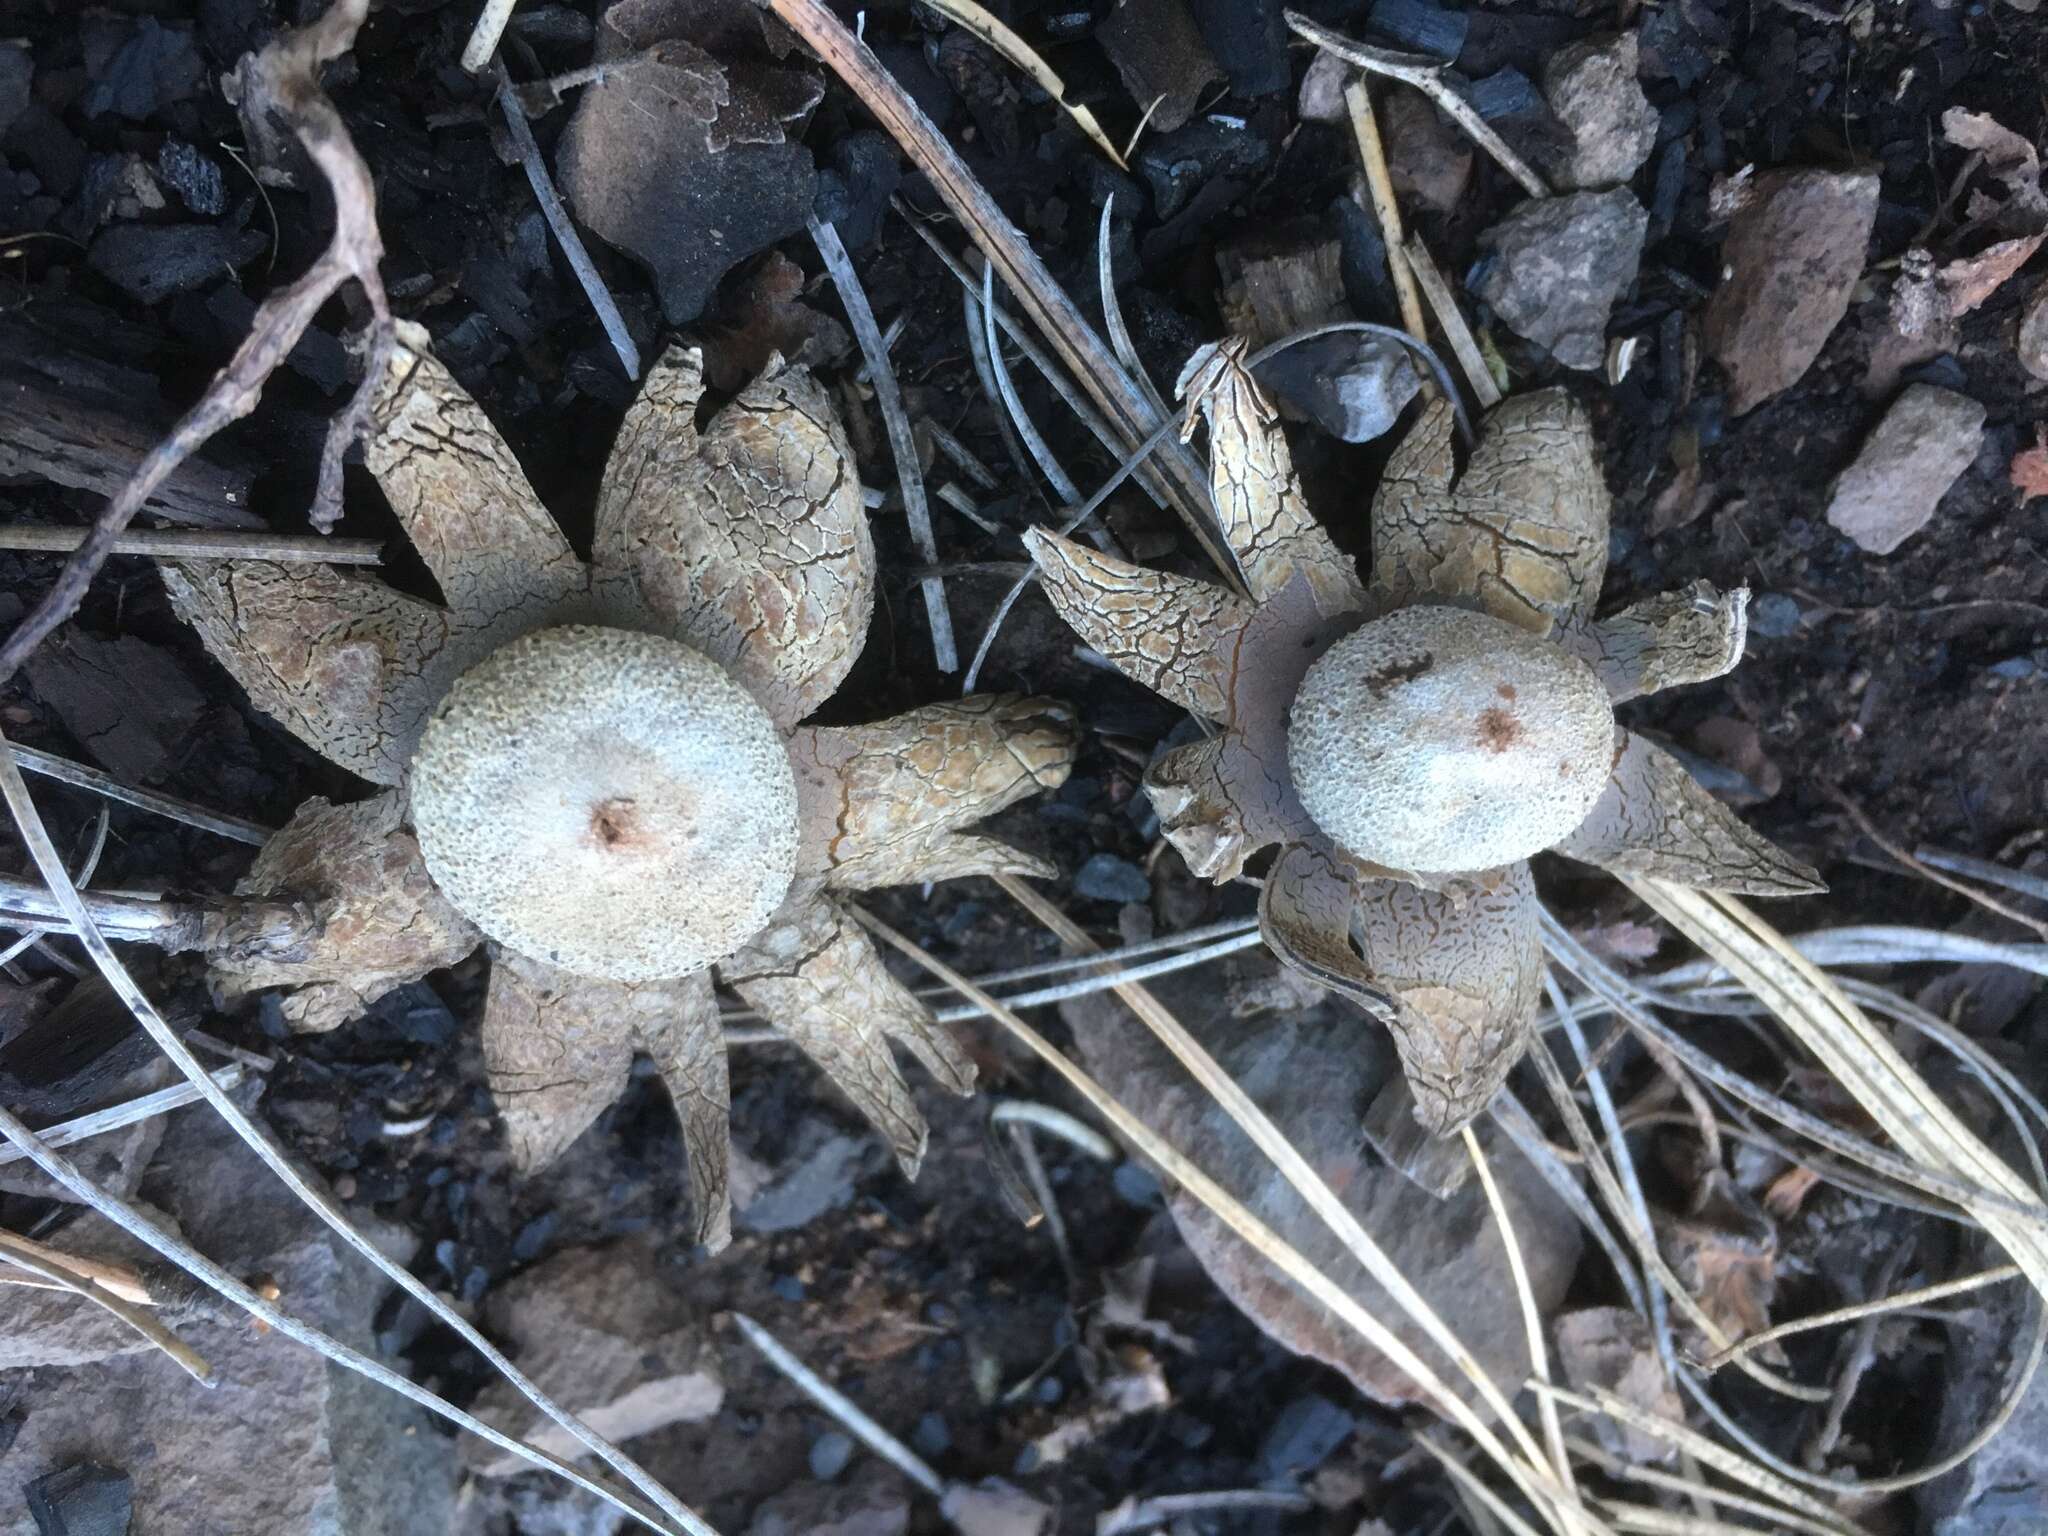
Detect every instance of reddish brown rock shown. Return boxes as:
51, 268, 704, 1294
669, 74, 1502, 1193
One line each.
1704, 169, 1879, 415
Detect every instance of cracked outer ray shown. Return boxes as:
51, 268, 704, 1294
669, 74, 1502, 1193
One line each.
1176, 340, 1366, 614
721, 888, 975, 1174
1372, 390, 1610, 634
592, 345, 873, 729
1146, 728, 1312, 882
1554, 729, 1825, 895
483, 948, 734, 1248
209, 789, 480, 1033
1351, 861, 1542, 1136
789, 694, 1076, 889
366, 331, 587, 635
160, 560, 460, 785
1257, 843, 1399, 1020
1023, 527, 1256, 720
1556, 581, 1750, 704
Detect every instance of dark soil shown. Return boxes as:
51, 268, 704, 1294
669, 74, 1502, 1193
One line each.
1, 0, 2045, 1532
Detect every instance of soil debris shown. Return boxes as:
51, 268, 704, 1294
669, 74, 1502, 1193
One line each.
1703, 167, 1879, 415
460, 1240, 725, 1478
1095, 0, 1223, 136
1825, 383, 1988, 555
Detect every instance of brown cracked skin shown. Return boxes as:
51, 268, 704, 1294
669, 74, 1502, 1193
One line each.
159, 561, 461, 786
1371, 391, 1610, 635
720, 886, 978, 1175
1555, 730, 1825, 896
1555, 581, 1749, 705
1177, 340, 1366, 615
790, 694, 1076, 888
1259, 847, 1541, 1132
1027, 357, 1817, 1136
592, 346, 873, 730
482, 949, 732, 1249
366, 334, 589, 636
173, 329, 1079, 1229
211, 790, 480, 1033
1022, 528, 1256, 720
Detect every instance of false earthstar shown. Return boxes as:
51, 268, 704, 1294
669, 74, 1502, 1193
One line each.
163, 324, 1075, 1249
1025, 341, 1820, 1135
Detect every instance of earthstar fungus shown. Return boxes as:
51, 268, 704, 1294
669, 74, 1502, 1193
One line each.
162, 324, 1076, 1249
1026, 340, 1819, 1135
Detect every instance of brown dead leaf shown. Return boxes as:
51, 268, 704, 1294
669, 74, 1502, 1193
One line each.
1942, 107, 2048, 230
1555, 1307, 1682, 1463
1941, 234, 2047, 316
1762, 1163, 1822, 1219
1657, 1169, 1783, 1365
699, 251, 849, 393
2012, 427, 2048, 504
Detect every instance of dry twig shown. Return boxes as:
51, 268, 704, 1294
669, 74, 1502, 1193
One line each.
1288, 13, 1551, 198
0, 527, 381, 565
0, 0, 393, 685
813, 217, 959, 671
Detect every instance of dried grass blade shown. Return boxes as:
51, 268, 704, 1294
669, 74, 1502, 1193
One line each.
1531, 1384, 1866, 1536
984, 877, 1558, 1484
852, 902, 1583, 1534
1464, 1128, 1586, 1530
812, 217, 959, 671
0, 1229, 214, 1384
1566, 1440, 1851, 1536
917, 0, 1129, 170
767, 0, 1235, 582
0, 727, 715, 1536
1625, 878, 2048, 1299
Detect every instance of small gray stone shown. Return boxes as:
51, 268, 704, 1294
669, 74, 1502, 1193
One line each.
1473, 188, 1648, 371
1541, 33, 1659, 191
2018, 279, 2048, 382
1704, 168, 1879, 415
0, 1111, 452, 1536
24, 1462, 131, 1536
1748, 593, 1804, 639
1257, 331, 1420, 444
463, 1240, 725, 1479
749, 1465, 910, 1536
1074, 853, 1152, 904
86, 223, 264, 305
1825, 384, 1986, 556
808, 1430, 855, 1481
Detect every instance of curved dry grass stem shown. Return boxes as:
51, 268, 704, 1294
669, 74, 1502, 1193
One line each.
1464, 1128, 1584, 1529
988, 875, 1554, 1470
1566, 1439, 1851, 1536
1285, 11, 1550, 197
891, 886, 1589, 1531
0, 1102, 687, 1531
1531, 1385, 1867, 1536
1704, 1264, 2023, 1370
1626, 880, 2048, 1296
0, 726, 714, 1536
851, 903, 1590, 1529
